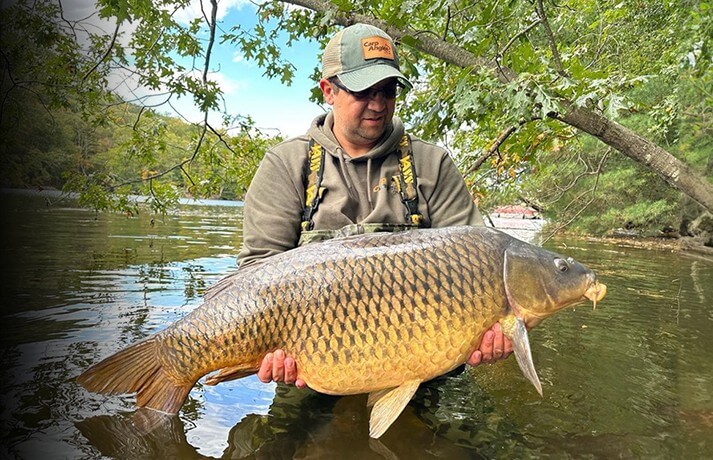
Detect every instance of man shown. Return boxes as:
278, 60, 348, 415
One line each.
238, 23, 512, 388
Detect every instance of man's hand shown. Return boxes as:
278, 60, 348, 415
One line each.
257, 323, 512, 387
466, 322, 513, 366
257, 349, 307, 388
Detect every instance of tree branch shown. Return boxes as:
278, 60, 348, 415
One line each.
465, 118, 533, 175
552, 149, 610, 207
0, 49, 18, 122
57, 0, 79, 41
82, 22, 120, 83
499, 19, 540, 59
283, 0, 517, 81
110, 0, 219, 194
540, 149, 609, 242
444, 7, 451, 41
279, 0, 713, 213
207, 122, 238, 157
535, 0, 567, 76
190, 0, 219, 163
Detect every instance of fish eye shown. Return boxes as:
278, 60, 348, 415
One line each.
554, 258, 569, 272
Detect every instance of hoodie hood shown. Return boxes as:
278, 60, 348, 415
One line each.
307, 112, 406, 162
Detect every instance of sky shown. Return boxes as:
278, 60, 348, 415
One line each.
171, 0, 327, 138
63, 0, 327, 138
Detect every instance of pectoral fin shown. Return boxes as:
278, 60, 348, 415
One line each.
501, 315, 543, 396
367, 388, 391, 407
367, 380, 421, 438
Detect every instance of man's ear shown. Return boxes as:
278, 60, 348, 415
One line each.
319, 78, 335, 105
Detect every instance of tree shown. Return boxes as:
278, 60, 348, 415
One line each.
0, 0, 276, 213
274, 0, 712, 214
1, 0, 711, 221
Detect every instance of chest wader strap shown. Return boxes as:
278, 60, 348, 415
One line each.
301, 138, 326, 232
301, 134, 424, 234
394, 135, 424, 226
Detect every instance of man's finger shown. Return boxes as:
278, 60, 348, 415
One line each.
480, 330, 494, 363
257, 353, 273, 383
503, 336, 514, 356
492, 323, 505, 360
467, 350, 483, 367
284, 356, 297, 384
272, 349, 286, 382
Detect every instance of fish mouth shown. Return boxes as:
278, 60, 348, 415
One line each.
584, 282, 607, 310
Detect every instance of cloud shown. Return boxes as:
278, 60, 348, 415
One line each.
231, 51, 257, 67
173, 0, 254, 25
54, 0, 320, 138
209, 71, 247, 95
58, 0, 129, 48
59, 0, 254, 49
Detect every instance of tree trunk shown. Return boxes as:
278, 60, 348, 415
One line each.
559, 104, 713, 212
283, 0, 713, 213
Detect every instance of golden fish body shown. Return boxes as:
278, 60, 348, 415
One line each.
78, 226, 606, 437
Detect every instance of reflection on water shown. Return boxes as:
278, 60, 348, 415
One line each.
2, 190, 712, 458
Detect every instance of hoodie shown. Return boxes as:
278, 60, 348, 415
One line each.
237, 112, 483, 268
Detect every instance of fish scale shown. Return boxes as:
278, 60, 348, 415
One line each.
77, 225, 606, 438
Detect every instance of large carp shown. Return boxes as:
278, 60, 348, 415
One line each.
78, 226, 606, 438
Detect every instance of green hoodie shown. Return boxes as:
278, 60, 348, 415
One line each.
237, 112, 483, 268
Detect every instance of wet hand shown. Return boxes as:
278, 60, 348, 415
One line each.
257, 349, 307, 389
467, 322, 513, 366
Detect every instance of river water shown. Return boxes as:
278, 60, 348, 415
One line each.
1, 190, 712, 459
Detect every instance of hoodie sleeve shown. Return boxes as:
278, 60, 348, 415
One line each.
237, 150, 304, 269
425, 149, 485, 228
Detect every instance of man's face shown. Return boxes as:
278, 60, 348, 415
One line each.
320, 78, 398, 154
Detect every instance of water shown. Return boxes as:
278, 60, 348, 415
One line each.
1, 190, 712, 459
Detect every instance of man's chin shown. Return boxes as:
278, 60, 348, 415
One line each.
360, 121, 391, 140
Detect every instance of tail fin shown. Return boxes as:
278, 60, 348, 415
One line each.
77, 337, 193, 414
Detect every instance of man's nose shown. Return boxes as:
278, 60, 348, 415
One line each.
368, 91, 387, 110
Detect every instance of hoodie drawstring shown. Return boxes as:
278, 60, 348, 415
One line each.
301, 129, 423, 231
336, 148, 360, 202
366, 157, 373, 207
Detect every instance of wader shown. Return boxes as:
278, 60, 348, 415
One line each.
298, 134, 425, 246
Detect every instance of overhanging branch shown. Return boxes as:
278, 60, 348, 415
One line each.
465, 118, 533, 175
535, 0, 567, 77
82, 22, 120, 83
279, 0, 713, 213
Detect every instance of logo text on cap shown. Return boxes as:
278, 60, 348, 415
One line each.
361, 37, 394, 61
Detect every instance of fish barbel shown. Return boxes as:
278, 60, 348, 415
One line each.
78, 226, 606, 438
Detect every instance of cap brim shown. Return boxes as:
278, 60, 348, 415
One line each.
338, 64, 413, 92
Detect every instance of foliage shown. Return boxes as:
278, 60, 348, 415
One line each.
1, 0, 711, 233
1, 95, 277, 213
225, 0, 711, 233
516, 71, 711, 236
520, 140, 681, 236
0, 0, 279, 214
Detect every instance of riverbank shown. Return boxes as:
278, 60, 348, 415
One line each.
0, 187, 243, 207
4, 187, 710, 260
560, 232, 713, 263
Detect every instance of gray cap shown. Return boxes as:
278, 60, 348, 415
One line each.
321, 23, 412, 91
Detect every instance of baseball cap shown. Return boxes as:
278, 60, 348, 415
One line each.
322, 23, 412, 92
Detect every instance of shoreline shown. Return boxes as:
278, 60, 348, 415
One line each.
564, 232, 713, 261
0, 187, 244, 207
4, 187, 711, 260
